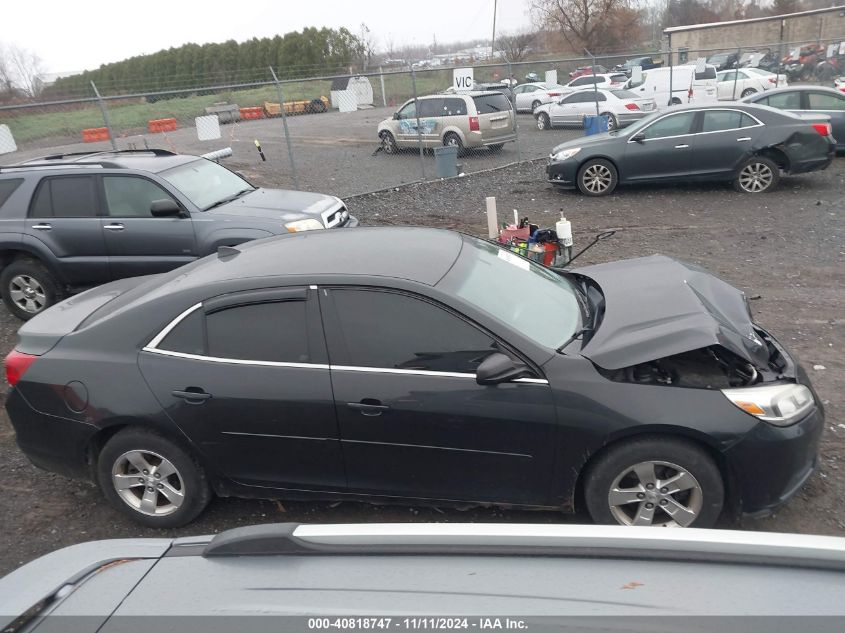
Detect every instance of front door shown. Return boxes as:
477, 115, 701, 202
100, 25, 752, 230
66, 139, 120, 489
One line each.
100, 175, 198, 279
138, 287, 346, 490
320, 287, 558, 505
622, 111, 698, 181
25, 174, 110, 285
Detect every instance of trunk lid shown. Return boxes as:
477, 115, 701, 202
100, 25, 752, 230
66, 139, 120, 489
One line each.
575, 255, 769, 370
15, 276, 151, 355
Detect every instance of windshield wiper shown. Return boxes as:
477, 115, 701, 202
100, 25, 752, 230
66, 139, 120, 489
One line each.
203, 188, 254, 211
556, 326, 593, 354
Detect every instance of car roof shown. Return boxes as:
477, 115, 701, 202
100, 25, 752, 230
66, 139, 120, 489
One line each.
753, 85, 843, 97
10, 150, 199, 174
161, 227, 465, 290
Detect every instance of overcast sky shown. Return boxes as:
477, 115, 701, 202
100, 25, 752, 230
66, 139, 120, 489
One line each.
5, 0, 532, 73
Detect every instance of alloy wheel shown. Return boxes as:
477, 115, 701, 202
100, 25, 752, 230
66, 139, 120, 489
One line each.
9, 275, 46, 314
607, 460, 703, 527
581, 164, 613, 194
112, 450, 186, 516
738, 162, 773, 192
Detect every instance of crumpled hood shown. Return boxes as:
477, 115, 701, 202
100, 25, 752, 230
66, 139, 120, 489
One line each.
575, 255, 769, 370
207, 188, 342, 221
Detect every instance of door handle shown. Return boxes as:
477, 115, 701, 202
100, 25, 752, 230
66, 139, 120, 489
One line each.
736, 137, 751, 142
674, 144, 689, 149
104, 223, 125, 231
347, 400, 390, 417
31, 223, 52, 230
172, 389, 212, 404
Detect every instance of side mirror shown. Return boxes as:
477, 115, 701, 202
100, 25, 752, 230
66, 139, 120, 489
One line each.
476, 352, 529, 386
392, 112, 400, 120
150, 199, 182, 217
630, 132, 645, 144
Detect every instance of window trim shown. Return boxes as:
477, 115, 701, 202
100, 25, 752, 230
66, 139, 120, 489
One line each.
142, 298, 548, 383
697, 109, 764, 136
628, 108, 763, 143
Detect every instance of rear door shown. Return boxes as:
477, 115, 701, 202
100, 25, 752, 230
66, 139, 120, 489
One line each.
804, 90, 845, 149
690, 109, 764, 178
138, 287, 346, 490
25, 174, 110, 284
320, 287, 558, 504
551, 92, 589, 125
622, 110, 698, 181
100, 174, 198, 280
472, 93, 514, 143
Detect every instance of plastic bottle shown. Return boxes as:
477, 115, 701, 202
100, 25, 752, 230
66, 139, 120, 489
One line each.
556, 216, 573, 247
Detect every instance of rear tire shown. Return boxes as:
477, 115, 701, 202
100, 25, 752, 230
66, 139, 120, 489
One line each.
97, 428, 212, 528
443, 132, 463, 154
734, 156, 780, 193
536, 113, 551, 130
0, 257, 64, 320
583, 436, 724, 528
308, 98, 328, 113
741, 88, 757, 98
488, 143, 505, 152
576, 159, 618, 196
601, 112, 618, 131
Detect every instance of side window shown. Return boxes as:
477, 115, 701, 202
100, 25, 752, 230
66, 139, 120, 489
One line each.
417, 98, 443, 118
719, 72, 737, 83
0, 178, 23, 208
30, 176, 98, 218
398, 101, 416, 119
159, 300, 311, 363
808, 92, 845, 111
701, 110, 745, 132
442, 98, 467, 116
640, 112, 696, 140
331, 290, 497, 374
103, 176, 178, 217
765, 91, 801, 109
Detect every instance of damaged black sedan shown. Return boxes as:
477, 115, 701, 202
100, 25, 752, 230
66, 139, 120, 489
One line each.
546, 104, 835, 195
5, 228, 823, 528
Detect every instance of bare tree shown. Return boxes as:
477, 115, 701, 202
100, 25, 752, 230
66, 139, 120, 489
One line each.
1, 43, 44, 97
531, 0, 641, 53
355, 23, 376, 72
497, 31, 536, 62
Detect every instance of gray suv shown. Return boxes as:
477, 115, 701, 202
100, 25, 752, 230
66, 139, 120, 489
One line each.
0, 149, 356, 319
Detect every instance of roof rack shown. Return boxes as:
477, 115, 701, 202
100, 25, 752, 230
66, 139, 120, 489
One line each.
34, 148, 177, 162
0, 164, 104, 173
191, 522, 845, 571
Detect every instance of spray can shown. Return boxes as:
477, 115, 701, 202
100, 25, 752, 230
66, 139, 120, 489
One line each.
556, 215, 573, 265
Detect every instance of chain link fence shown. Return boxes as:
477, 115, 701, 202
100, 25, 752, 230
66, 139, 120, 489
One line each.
1, 36, 843, 197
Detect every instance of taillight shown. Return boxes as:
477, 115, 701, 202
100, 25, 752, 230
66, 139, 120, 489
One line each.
811, 123, 832, 137
547, 92, 561, 97
624, 103, 640, 110
688, 87, 694, 99
5, 350, 37, 386
768, 77, 777, 84
468, 116, 480, 132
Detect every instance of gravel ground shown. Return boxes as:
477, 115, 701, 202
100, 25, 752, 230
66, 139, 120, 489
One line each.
0, 156, 843, 577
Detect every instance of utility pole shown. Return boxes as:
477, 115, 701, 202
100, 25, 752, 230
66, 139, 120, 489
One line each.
491, 0, 498, 59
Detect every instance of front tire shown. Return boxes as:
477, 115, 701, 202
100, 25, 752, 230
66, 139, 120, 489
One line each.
734, 156, 780, 193
97, 429, 212, 528
576, 158, 618, 196
536, 113, 550, 130
0, 257, 64, 320
379, 131, 398, 154
531, 99, 541, 112
583, 437, 724, 528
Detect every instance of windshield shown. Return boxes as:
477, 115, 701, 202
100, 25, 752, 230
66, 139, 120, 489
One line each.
440, 237, 581, 349
160, 159, 254, 210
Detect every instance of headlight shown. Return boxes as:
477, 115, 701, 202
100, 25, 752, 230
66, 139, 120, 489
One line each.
284, 219, 324, 233
551, 148, 581, 161
722, 383, 815, 426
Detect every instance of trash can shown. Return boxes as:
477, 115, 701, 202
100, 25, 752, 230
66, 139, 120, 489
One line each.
583, 114, 609, 136
434, 145, 458, 178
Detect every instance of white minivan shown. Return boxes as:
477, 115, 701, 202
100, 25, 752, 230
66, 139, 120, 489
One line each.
623, 66, 718, 110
